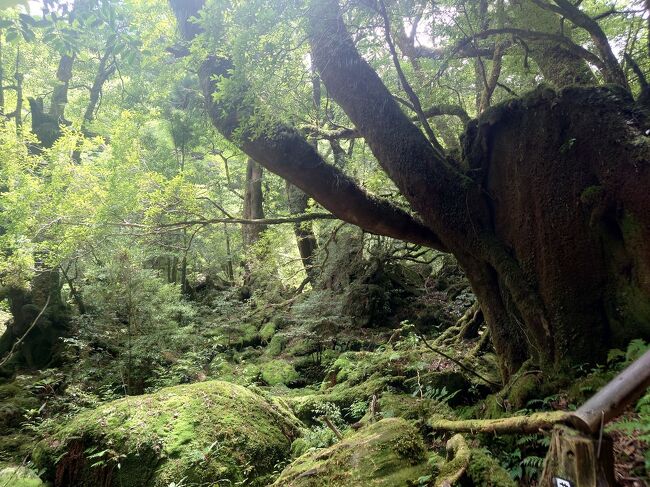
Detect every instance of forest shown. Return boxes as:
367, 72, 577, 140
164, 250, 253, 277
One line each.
0, 0, 648, 485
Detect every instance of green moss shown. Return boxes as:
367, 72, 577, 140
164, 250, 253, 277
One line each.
506, 374, 541, 410
465, 449, 517, 486
261, 360, 300, 386
580, 185, 604, 205
0, 432, 38, 462
273, 418, 429, 486
0, 466, 45, 487
289, 376, 390, 423
34, 381, 302, 487
290, 438, 309, 458
260, 322, 276, 342
241, 323, 260, 345
268, 335, 286, 356
614, 283, 650, 339
433, 435, 470, 487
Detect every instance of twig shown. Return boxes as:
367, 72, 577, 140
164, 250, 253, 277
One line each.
321, 415, 344, 440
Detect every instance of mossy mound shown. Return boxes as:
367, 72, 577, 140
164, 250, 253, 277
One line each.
272, 418, 430, 486
261, 360, 300, 386
34, 381, 302, 486
0, 466, 46, 487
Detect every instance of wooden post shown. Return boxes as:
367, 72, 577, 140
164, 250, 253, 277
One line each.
539, 425, 617, 487
540, 350, 650, 487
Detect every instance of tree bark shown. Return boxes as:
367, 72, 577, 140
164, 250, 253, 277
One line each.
50, 53, 75, 123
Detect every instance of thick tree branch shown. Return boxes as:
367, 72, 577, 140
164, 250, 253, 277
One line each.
533, 0, 628, 87
168, 0, 446, 251
465, 28, 606, 74
428, 411, 571, 434
305, 103, 470, 141
307, 0, 490, 254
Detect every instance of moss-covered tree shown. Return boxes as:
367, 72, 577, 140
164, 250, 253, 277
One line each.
170, 0, 650, 379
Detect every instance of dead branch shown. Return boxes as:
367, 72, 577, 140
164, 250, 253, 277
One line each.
428, 411, 571, 435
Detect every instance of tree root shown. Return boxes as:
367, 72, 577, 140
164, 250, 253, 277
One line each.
456, 302, 483, 341
468, 329, 491, 357
433, 326, 460, 347
428, 410, 570, 435
434, 434, 471, 487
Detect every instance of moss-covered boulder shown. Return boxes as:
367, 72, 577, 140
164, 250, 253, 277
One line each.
272, 418, 430, 486
0, 466, 46, 487
34, 381, 302, 486
261, 360, 300, 386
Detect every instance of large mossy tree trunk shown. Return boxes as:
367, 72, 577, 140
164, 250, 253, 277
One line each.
461, 86, 650, 376
170, 0, 650, 380
0, 267, 69, 369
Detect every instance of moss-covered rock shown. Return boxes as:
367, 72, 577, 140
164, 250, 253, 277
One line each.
260, 322, 276, 343
465, 448, 517, 486
0, 466, 46, 487
272, 418, 430, 486
34, 381, 302, 486
268, 334, 286, 356
261, 360, 300, 387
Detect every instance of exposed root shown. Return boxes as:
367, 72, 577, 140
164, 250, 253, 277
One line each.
434, 434, 471, 487
456, 302, 483, 341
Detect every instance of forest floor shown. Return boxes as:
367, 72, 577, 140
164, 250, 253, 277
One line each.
0, 264, 648, 486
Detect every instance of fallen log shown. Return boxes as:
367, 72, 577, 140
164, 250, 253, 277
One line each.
428, 411, 571, 434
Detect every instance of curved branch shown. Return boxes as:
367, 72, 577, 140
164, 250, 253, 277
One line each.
465, 28, 607, 73
157, 213, 337, 227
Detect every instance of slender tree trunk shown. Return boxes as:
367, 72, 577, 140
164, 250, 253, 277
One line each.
0, 32, 5, 118
242, 158, 266, 248
50, 53, 75, 123
286, 182, 319, 285
223, 223, 234, 281
14, 46, 22, 132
